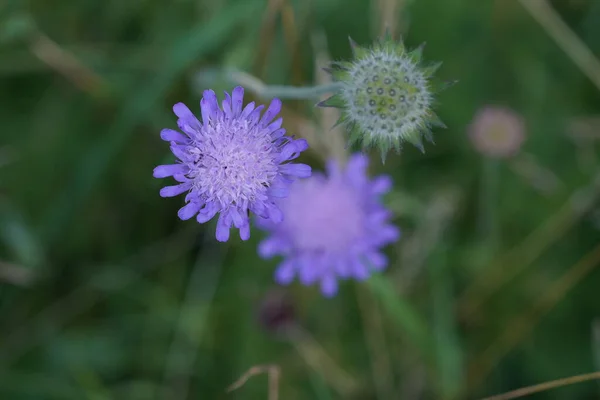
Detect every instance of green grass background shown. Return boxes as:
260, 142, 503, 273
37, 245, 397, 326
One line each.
1, 0, 600, 398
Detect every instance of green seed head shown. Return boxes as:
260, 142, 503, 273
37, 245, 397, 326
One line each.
319, 35, 448, 161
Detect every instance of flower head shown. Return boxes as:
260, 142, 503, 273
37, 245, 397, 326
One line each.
468, 106, 525, 158
154, 87, 311, 242
319, 34, 447, 161
257, 153, 400, 297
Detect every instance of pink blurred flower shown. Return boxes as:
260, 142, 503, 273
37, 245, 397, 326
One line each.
468, 106, 525, 158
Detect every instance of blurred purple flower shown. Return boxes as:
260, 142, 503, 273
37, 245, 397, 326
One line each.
257, 153, 400, 297
153, 87, 311, 242
468, 106, 525, 159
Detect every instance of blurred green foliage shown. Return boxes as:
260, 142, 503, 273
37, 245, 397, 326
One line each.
1, 0, 600, 399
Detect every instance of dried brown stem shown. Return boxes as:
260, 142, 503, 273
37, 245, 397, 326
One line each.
227, 364, 281, 400
29, 33, 104, 95
481, 371, 600, 400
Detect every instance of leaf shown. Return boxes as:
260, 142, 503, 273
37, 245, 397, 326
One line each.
429, 244, 463, 399
0, 199, 44, 268
367, 274, 434, 360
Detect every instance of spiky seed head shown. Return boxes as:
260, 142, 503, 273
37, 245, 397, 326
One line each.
319, 35, 447, 161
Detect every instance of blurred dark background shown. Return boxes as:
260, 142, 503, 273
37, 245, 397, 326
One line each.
1, 0, 600, 398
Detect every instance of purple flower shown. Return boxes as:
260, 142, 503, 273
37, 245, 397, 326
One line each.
257, 153, 400, 297
153, 87, 311, 242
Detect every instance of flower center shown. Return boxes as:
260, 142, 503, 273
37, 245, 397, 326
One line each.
282, 179, 364, 252
487, 122, 514, 146
187, 120, 278, 207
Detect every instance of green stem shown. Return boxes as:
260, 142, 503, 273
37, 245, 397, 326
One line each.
227, 69, 343, 99
479, 158, 500, 252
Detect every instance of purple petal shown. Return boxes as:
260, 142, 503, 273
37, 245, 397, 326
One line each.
173, 103, 201, 133
346, 153, 369, 182
371, 175, 392, 194
275, 258, 296, 285
320, 275, 338, 297
273, 136, 289, 148
222, 92, 232, 118
280, 163, 311, 178
276, 174, 293, 185
377, 225, 400, 243
293, 139, 309, 152
334, 257, 351, 279
270, 128, 286, 139
277, 139, 308, 163
197, 202, 219, 223
277, 143, 296, 163
265, 203, 283, 223
185, 191, 196, 202
260, 98, 282, 127
240, 101, 256, 119
159, 183, 191, 197
170, 144, 190, 162
365, 251, 387, 271
267, 118, 283, 133
173, 103, 200, 124
258, 237, 287, 258
153, 164, 188, 178
351, 259, 370, 281
185, 193, 203, 206
177, 121, 200, 138
298, 256, 320, 285
215, 213, 232, 242
254, 216, 272, 231
231, 86, 244, 116
202, 89, 222, 121
369, 209, 393, 223
173, 174, 188, 183
200, 98, 210, 125
239, 223, 250, 241
172, 103, 194, 120
325, 159, 342, 178
250, 201, 269, 219
247, 105, 265, 126
268, 185, 289, 198
160, 129, 188, 143
229, 207, 247, 228
178, 202, 200, 220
